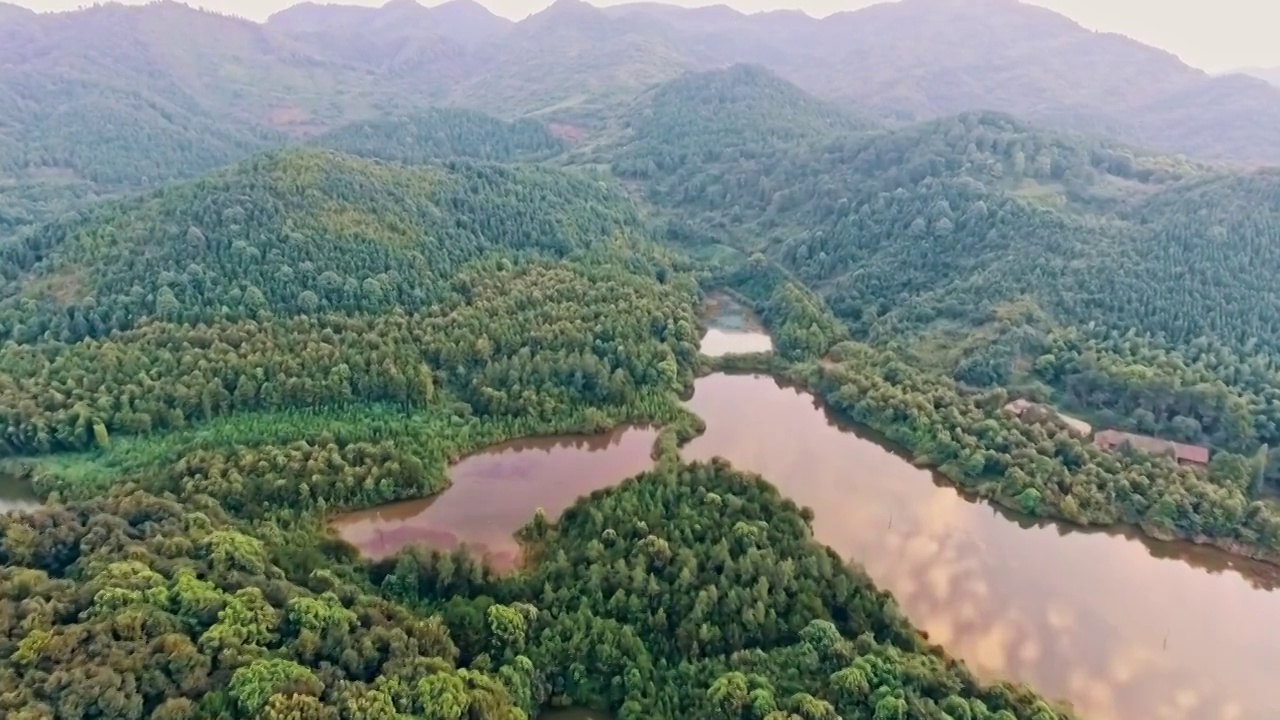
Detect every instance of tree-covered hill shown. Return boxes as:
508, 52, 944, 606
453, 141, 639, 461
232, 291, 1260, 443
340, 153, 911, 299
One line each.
0, 2, 389, 236
0, 2, 412, 135
313, 108, 567, 165
594, 0, 1280, 165
612, 67, 1280, 468
0, 148, 650, 344
0, 463, 1074, 720
0, 488, 538, 719
3, 0, 1280, 206
608, 64, 875, 173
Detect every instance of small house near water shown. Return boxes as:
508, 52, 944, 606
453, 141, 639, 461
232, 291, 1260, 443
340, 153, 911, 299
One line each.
1092, 429, 1210, 467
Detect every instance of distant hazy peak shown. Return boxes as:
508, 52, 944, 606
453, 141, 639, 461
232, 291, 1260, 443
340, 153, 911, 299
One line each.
532, 0, 605, 19
513, 0, 622, 37
0, 1, 34, 20
604, 2, 742, 21
424, 0, 512, 43
1235, 66, 1280, 86
269, 0, 509, 43
831, 0, 1082, 31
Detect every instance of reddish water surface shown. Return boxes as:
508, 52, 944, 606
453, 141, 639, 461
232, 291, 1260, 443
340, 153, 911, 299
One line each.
333, 309, 1280, 720
683, 372, 1280, 720
331, 426, 658, 569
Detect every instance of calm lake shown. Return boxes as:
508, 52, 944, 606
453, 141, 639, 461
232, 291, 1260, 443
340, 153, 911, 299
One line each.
683, 371, 1280, 720
331, 426, 659, 569
335, 316, 1280, 720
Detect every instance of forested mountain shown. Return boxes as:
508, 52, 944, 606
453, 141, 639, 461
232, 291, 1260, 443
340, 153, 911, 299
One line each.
265, 0, 509, 84
313, 108, 567, 164
446, 0, 699, 120
3, 0, 1280, 198
0, 148, 647, 343
759, 0, 1280, 163
606, 0, 1280, 164
0, 2, 377, 138
614, 66, 1280, 468
0, 3, 367, 236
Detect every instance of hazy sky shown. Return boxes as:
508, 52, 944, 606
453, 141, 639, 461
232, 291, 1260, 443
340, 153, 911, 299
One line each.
11, 0, 1278, 72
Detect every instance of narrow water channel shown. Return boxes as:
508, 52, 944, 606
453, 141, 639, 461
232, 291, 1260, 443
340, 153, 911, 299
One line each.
331, 426, 658, 568
683, 371, 1280, 720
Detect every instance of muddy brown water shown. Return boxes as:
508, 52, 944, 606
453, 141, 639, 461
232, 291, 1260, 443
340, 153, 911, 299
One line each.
683, 372, 1280, 720
331, 426, 659, 569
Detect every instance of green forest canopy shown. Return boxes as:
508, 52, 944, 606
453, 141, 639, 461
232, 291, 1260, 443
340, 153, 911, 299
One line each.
4, 14, 1280, 719
0, 125, 1075, 719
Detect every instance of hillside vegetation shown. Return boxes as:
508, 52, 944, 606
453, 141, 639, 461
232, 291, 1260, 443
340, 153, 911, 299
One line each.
0, 90, 1078, 719
5, 3, 1280, 719
617, 66, 1280, 487
313, 108, 568, 165
4, 0, 1280, 240
0, 149, 643, 343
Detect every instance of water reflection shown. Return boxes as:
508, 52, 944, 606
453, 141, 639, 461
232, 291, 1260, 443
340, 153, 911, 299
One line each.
682, 372, 1280, 720
701, 294, 774, 357
331, 426, 659, 568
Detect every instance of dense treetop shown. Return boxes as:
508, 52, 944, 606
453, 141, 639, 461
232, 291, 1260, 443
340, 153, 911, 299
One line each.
615, 66, 1280, 488
0, 488, 534, 720
0, 148, 648, 343
378, 462, 1072, 719
4, 5, 1280, 718
314, 109, 567, 165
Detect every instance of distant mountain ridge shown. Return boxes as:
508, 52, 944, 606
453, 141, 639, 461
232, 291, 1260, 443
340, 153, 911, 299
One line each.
2, 0, 1280, 170
1236, 66, 1280, 87
279, 0, 1280, 164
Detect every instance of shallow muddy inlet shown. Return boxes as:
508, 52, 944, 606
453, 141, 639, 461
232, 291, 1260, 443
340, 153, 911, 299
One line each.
331, 426, 659, 569
700, 294, 774, 357
683, 371, 1280, 720
0, 475, 40, 513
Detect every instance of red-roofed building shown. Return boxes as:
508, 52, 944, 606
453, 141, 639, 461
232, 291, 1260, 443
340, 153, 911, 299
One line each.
1093, 429, 1210, 467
